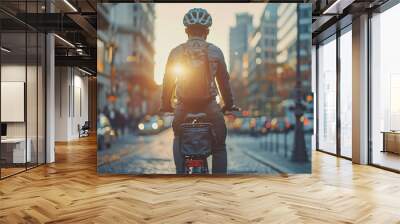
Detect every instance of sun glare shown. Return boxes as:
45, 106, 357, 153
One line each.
172, 64, 185, 77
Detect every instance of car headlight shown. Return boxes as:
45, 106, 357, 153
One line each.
138, 123, 144, 130
152, 123, 158, 130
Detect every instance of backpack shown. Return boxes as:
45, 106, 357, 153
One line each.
176, 43, 213, 105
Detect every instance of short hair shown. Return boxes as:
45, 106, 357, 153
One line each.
185, 25, 209, 37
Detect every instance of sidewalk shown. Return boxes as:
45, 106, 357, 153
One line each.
227, 133, 311, 174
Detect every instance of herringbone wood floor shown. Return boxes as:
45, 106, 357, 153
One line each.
1, 136, 400, 224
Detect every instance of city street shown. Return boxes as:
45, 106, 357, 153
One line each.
97, 128, 311, 174
96, 4, 314, 175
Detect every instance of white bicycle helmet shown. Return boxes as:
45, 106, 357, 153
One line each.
183, 8, 212, 28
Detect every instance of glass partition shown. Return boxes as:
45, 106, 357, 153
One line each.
38, 32, 45, 165
27, 31, 38, 169
26, 0, 45, 170
1, 30, 28, 177
0, 1, 46, 179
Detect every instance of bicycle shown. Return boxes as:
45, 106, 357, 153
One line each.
179, 112, 213, 174
179, 106, 241, 174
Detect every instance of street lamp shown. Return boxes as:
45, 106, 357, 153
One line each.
291, 4, 308, 162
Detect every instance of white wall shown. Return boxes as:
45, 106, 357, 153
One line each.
71, 73, 89, 138
55, 67, 69, 141
1, 65, 26, 130
54, 67, 89, 141
1, 65, 36, 138
1, 65, 26, 140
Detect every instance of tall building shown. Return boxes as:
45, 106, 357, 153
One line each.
229, 13, 253, 108
247, 4, 278, 116
97, 3, 157, 119
229, 13, 253, 76
276, 3, 312, 101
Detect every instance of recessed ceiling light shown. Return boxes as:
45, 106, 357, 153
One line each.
54, 34, 75, 48
322, 0, 354, 15
78, 67, 93, 76
1, 47, 11, 53
63, 0, 78, 12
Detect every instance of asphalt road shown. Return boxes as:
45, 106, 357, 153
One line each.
97, 128, 311, 174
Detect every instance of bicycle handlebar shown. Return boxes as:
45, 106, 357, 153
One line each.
221, 105, 241, 114
160, 105, 242, 116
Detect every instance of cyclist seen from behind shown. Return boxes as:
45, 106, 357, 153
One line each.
160, 8, 239, 174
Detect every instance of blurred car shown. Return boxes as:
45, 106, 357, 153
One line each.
230, 117, 243, 133
249, 116, 268, 136
97, 113, 116, 150
238, 117, 252, 134
226, 115, 269, 135
137, 115, 165, 135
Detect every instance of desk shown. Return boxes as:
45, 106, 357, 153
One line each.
1, 138, 31, 163
382, 131, 400, 154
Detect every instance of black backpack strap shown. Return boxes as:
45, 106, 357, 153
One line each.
203, 43, 212, 88
204, 43, 218, 98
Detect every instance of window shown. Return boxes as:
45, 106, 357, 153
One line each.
265, 39, 275, 46
299, 25, 309, 33
371, 3, 400, 171
339, 28, 352, 158
317, 36, 337, 154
